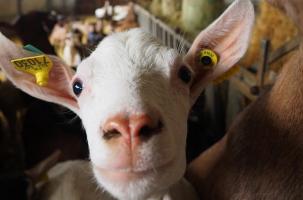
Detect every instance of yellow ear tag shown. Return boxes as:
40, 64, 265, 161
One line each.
11, 55, 53, 87
199, 49, 218, 69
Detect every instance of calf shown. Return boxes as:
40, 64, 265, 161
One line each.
187, 0, 303, 199
0, 0, 254, 199
62, 31, 81, 68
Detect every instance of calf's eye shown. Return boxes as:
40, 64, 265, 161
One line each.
178, 66, 192, 84
72, 79, 83, 96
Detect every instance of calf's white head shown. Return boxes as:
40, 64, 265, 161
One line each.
0, 0, 254, 199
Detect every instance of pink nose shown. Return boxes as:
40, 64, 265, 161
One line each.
102, 113, 163, 142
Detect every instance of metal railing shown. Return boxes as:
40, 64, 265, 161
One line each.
134, 5, 192, 53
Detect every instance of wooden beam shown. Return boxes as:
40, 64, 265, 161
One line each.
231, 77, 257, 101
268, 36, 300, 64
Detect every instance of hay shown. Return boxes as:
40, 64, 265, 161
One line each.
161, 0, 181, 18
150, 0, 162, 16
241, 1, 298, 71
181, 0, 225, 38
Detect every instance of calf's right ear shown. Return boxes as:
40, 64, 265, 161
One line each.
185, 0, 255, 105
0, 33, 79, 114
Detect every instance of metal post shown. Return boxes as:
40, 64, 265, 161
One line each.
17, 0, 22, 16
257, 40, 270, 88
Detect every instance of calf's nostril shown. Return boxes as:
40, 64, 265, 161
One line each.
139, 120, 163, 140
103, 129, 122, 140
102, 114, 163, 142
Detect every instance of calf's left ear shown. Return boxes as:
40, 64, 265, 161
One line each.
185, 0, 255, 104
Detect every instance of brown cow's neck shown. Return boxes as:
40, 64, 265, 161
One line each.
265, 48, 303, 129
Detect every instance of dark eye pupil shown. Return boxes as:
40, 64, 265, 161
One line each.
178, 66, 192, 84
73, 80, 83, 96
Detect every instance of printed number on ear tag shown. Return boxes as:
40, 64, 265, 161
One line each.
11, 55, 53, 87
199, 49, 218, 69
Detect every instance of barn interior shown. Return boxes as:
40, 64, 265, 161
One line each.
0, 0, 299, 199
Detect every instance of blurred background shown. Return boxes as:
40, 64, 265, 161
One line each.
0, 0, 299, 199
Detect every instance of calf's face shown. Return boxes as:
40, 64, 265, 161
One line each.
76, 30, 192, 199
0, 0, 254, 199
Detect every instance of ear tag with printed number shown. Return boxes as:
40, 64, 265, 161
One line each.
10, 45, 53, 87
11, 55, 53, 87
199, 49, 219, 69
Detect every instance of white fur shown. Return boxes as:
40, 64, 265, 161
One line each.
74, 29, 192, 199
38, 160, 198, 200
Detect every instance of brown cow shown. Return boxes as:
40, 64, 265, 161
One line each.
187, 0, 303, 199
